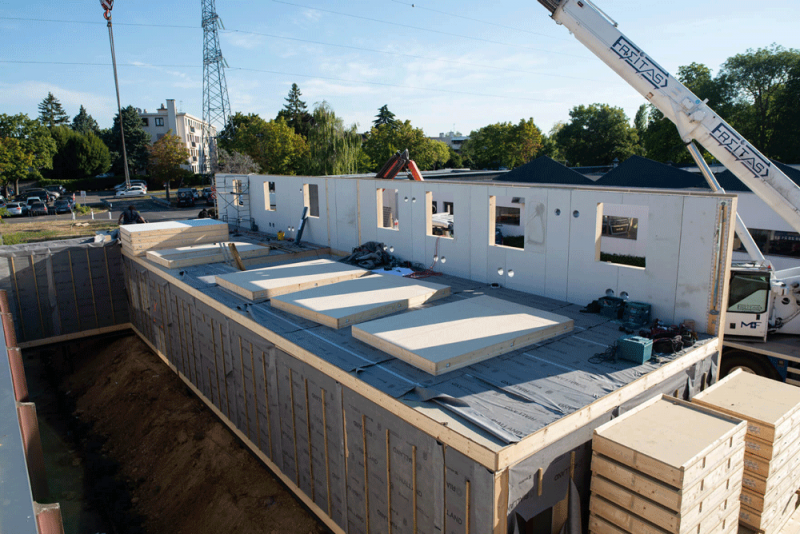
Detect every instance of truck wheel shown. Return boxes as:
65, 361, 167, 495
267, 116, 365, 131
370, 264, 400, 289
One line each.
720, 350, 778, 380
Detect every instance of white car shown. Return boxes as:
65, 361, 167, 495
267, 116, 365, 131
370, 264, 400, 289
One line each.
115, 186, 147, 197
114, 181, 148, 192
5, 202, 26, 216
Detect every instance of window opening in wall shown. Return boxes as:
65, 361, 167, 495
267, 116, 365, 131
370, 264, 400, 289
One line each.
304, 184, 319, 218
233, 179, 243, 206
377, 188, 399, 230
155, 117, 164, 127
490, 195, 526, 250
263, 182, 276, 211
426, 191, 455, 238
596, 203, 647, 268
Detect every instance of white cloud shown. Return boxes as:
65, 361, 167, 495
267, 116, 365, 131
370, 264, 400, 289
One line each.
222, 32, 265, 51
0, 81, 116, 122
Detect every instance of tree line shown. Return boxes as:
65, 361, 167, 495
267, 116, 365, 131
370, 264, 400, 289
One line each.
1, 44, 797, 192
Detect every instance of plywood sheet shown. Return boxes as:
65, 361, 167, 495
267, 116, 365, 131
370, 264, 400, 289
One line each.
692, 370, 800, 443
351, 295, 573, 375
120, 219, 228, 235
593, 397, 745, 488
214, 259, 369, 301
145, 242, 271, 268
269, 274, 451, 329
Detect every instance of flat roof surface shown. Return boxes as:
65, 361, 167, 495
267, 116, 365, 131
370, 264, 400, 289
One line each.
145, 252, 714, 449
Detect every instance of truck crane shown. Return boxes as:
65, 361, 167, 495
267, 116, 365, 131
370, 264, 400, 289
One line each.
535, 0, 800, 384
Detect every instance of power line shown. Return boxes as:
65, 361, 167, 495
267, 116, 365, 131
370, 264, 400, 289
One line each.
386, 0, 572, 41
0, 60, 557, 103
267, 0, 592, 59
0, 16, 611, 84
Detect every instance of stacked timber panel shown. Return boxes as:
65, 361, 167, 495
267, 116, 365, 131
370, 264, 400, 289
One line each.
589, 395, 746, 534
692, 370, 800, 533
120, 220, 229, 256
145, 241, 271, 268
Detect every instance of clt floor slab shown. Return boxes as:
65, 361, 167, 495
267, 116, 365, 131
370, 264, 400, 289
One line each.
121, 250, 722, 534
352, 294, 573, 375
269, 273, 451, 329
145, 241, 272, 269
215, 258, 370, 301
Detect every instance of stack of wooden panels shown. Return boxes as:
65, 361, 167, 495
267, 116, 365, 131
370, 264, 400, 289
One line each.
692, 370, 800, 533
145, 241, 271, 269
120, 220, 229, 256
589, 395, 746, 534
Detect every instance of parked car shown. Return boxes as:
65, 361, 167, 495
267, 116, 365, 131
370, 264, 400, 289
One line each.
114, 180, 147, 191
26, 196, 44, 207
202, 187, 214, 198
5, 202, 27, 217
206, 190, 215, 206
115, 186, 147, 197
28, 201, 49, 216
53, 199, 72, 214
96, 172, 114, 178
191, 188, 200, 199
44, 185, 65, 198
176, 188, 195, 207
22, 188, 50, 202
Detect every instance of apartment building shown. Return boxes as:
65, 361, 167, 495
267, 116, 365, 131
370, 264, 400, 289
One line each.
137, 99, 217, 173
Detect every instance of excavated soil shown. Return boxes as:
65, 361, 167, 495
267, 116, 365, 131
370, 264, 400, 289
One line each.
53, 333, 328, 534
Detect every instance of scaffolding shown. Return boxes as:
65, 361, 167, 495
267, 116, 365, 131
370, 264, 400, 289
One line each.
216, 175, 252, 230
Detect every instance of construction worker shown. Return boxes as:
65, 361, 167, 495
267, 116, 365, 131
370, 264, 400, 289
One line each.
198, 207, 210, 219
118, 205, 145, 225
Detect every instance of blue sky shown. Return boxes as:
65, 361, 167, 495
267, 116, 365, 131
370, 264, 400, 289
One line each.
1, 0, 798, 137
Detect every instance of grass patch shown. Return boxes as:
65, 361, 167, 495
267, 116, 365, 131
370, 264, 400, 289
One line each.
600, 252, 646, 268
0, 220, 118, 245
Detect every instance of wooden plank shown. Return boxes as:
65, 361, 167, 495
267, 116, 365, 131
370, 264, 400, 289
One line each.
493, 469, 509, 534
591, 447, 745, 513
120, 219, 228, 236
592, 396, 746, 488
215, 259, 370, 301
590, 502, 741, 534
591, 493, 740, 534
270, 274, 451, 329
590, 465, 743, 534
692, 369, 800, 443
742, 447, 800, 497
145, 242, 271, 268
351, 295, 573, 375
746, 425, 800, 462
17, 323, 133, 349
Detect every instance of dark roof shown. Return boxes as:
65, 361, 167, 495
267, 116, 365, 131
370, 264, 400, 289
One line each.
495, 156, 596, 186
595, 156, 707, 189
715, 160, 800, 193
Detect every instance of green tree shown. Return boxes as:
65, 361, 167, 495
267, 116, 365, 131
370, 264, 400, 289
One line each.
223, 116, 308, 175
363, 121, 448, 171
0, 113, 57, 191
720, 44, 800, 155
304, 101, 368, 175
148, 130, 191, 186
771, 59, 800, 162
102, 105, 152, 174
555, 104, 641, 166
373, 105, 398, 128
38, 92, 70, 128
276, 83, 310, 137
445, 147, 463, 169
633, 104, 648, 155
71, 105, 99, 135
218, 112, 261, 151
461, 118, 543, 169
215, 148, 261, 174
50, 127, 111, 179
0, 138, 35, 195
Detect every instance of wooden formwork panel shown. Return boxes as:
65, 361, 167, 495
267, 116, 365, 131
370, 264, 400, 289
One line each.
270, 274, 451, 329
352, 295, 573, 375
692, 370, 800, 444
215, 259, 369, 301
592, 396, 746, 489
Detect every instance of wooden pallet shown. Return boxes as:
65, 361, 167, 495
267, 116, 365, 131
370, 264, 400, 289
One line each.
269, 274, 451, 329
214, 258, 369, 301
351, 294, 573, 375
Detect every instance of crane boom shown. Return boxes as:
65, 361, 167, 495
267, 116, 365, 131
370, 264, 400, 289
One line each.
536, 0, 800, 235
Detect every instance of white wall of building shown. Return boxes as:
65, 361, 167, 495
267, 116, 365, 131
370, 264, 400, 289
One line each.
138, 99, 216, 174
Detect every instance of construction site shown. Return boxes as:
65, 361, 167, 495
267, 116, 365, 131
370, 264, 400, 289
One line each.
5, 1, 800, 534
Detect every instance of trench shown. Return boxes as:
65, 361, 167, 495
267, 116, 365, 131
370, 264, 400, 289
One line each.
23, 332, 329, 534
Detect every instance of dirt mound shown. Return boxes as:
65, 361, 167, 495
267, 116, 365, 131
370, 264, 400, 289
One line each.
62, 334, 328, 534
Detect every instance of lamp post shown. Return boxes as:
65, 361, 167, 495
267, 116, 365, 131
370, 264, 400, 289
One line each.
101, 0, 131, 189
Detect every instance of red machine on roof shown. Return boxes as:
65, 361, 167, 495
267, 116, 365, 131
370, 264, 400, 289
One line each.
375, 149, 424, 181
